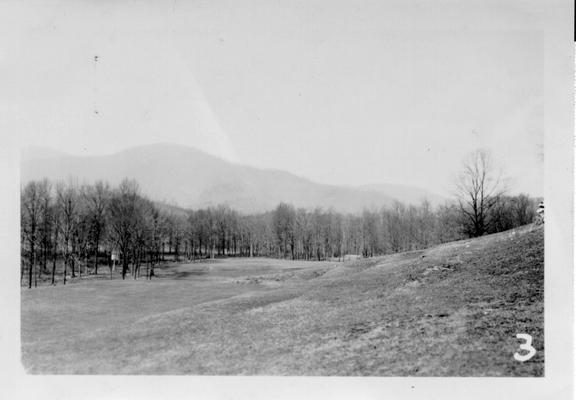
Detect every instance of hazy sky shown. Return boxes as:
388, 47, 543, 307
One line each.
2, 0, 547, 196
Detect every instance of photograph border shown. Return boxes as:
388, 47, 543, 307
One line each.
0, 1, 573, 399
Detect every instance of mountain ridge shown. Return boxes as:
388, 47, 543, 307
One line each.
21, 143, 448, 213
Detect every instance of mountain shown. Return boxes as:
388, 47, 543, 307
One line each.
20, 144, 447, 213
361, 183, 447, 208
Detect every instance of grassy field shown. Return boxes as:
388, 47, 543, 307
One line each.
21, 224, 544, 376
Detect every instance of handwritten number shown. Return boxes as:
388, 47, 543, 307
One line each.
514, 333, 536, 362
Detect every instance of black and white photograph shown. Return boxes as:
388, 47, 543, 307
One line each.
0, 0, 573, 399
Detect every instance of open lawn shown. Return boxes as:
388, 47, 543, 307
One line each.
21, 225, 544, 376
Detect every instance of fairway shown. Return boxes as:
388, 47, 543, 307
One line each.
21, 225, 543, 376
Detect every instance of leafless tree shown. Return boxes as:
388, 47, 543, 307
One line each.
434, 203, 461, 243
83, 181, 110, 275
37, 179, 53, 279
455, 149, 505, 237
145, 201, 163, 279
273, 203, 296, 259
108, 179, 141, 280
21, 182, 42, 288
50, 201, 60, 285
56, 180, 79, 284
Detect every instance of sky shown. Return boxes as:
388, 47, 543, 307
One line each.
1, 0, 548, 196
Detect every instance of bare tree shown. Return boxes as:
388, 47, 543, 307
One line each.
74, 193, 91, 278
21, 182, 42, 288
146, 201, 163, 278
108, 179, 141, 280
83, 181, 109, 275
50, 201, 60, 285
455, 149, 505, 237
56, 181, 79, 284
273, 203, 296, 259
37, 179, 53, 279
434, 203, 461, 243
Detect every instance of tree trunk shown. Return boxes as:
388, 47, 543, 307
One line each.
51, 248, 56, 285
94, 235, 99, 275
43, 246, 48, 273
71, 255, 76, 278
146, 255, 149, 280
63, 256, 67, 285
122, 255, 128, 280
28, 242, 34, 289
135, 251, 141, 280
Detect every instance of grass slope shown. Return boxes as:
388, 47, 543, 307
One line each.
21, 225, 544, 376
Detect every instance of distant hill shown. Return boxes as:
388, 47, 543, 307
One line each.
21, 144, 447, 214
361, 183, 447, 208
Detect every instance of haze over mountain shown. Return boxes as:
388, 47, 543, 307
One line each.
21, 144, 447, 214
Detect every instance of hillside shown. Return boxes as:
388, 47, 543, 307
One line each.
21, 224, 543, 375
21, 144, 446, 213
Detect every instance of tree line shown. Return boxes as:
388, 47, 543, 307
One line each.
21, 173, 539, 289
20, 178, 165, 288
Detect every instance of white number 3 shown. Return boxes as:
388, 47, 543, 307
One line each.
514, 333, 536, 362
